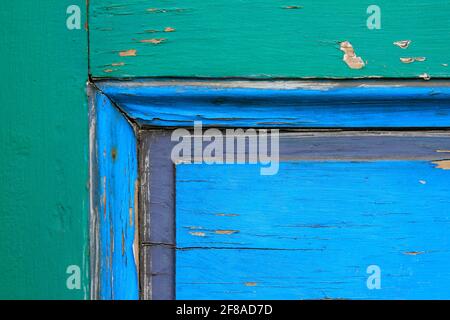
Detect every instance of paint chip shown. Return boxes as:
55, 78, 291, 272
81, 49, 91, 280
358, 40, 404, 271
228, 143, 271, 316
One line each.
215, 213, 240, 217
129, 207, 133, 226
147, 8, 186, 13
119, 49, 137, 57
103, 69, 114, 73
111, 148, 118, 160
400, 58, 414, 64
164, 27, 176, 32
419, 73, 431, 80
112, 62, 125, 67
419, 180, 427, 185
432, 160, 450, 170
188, 226, 203, 230
140, 38, 166, 44
404, 251, 425, 256
244, 282, 258, 287
393, 40, 411, 49
189, 231, 206, 237
215, 230, 239, 235
340, 41, 365, 69
436, 150, 450, 153
400, 57, 426, 64
147, 8, 164, 13
282, 5, 303, 9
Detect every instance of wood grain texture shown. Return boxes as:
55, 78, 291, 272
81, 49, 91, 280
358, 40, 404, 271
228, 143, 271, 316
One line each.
90, 0, 450, 78
0, 1, 88, 299
139, 130, 175, 300
98, 80, 450, 128
90, 89, 139, 300
139, 130, 450, 162
137, 131, 450, 299
176, 161, 450, 299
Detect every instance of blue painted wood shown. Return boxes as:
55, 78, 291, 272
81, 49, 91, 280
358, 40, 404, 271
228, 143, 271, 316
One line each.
176, 161, 450, 299
92, 80, 450, 299
92, 90, 139, 300
99, 81, 450, 127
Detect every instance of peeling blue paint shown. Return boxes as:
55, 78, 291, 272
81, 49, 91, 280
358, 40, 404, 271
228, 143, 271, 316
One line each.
93, 91, 139, 300
177, 161, 450, 299
99, 82, 450, 127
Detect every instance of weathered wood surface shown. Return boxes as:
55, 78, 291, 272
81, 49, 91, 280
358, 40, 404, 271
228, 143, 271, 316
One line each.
0, 1, 88, 299
139, 130, 175, 300
90, 88, 139, 299
90, 0, 450, 78
98, 80, 450, 128
177, 160, 450, 299
137, 131, 450, 299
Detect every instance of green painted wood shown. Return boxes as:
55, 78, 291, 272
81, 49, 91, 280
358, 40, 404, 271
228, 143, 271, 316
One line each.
90, 0, 450, 78
0, 1, 89, 299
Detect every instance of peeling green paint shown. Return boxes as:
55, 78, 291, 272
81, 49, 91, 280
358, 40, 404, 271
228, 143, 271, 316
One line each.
90, 0, 450, 78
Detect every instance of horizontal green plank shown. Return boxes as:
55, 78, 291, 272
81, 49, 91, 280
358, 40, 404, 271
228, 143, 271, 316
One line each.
90, 0, 450, 78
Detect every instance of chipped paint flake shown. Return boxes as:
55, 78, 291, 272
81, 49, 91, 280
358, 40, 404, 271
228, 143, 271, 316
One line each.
400, 58, 414, 64
215, 213, 240, 217
419, 180, 427, 185
188, 226, 203, 230
244, 282, 258, 287
419, 73, 431, 80
129, 207, 133, 226
283, 5, 303, 9
215, 230, 239, 235
189, 231, 206, 237
400, 57, 426, 64
140, 38, 166, 44
433, 160, 450, 170
393, 40, 411, 49
436, 150, 450, 153
147, 8, 164, 13
112, 62, 125, 67
404, 251, 425, 256
164, 27, 176, 32
339, 41, 365, 69
119, 49, 137, 57
111, 147, 118, 160
146, 8, 186, 14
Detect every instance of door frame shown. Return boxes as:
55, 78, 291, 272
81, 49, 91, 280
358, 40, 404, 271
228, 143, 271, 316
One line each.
89, 79, 450, 299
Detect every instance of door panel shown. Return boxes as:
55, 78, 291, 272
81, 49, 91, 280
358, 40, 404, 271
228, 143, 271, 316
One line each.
176, 157, 450, 299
